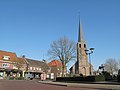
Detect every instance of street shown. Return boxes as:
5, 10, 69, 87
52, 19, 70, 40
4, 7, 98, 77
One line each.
0, 80, 100, 90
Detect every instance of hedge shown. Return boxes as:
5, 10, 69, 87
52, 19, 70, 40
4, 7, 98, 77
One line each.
85, 75, 105, 82
56, 76, 84, 82
56, 75, 105, 82
117, 75, 120, 82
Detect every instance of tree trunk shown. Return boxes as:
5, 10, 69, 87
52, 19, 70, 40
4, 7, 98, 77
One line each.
62, 65, 66, 77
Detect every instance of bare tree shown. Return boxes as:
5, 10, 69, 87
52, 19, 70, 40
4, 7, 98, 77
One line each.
48, 37, 76, 77
104, 58, 119, 75
118, 59, 120, 69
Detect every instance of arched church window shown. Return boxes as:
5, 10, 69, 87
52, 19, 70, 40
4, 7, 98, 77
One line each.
79, 44, 81, 48
84, 44, 86, 48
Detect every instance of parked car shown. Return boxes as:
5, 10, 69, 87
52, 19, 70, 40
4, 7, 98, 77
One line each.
24, 73, 34, 80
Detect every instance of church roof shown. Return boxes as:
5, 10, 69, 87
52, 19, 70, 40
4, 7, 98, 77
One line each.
78, 18, 85, 42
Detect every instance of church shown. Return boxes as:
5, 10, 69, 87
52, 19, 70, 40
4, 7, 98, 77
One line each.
70, 19, 93, 76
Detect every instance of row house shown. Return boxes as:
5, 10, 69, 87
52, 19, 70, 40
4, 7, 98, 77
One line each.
0, 50, 66, 80
0, 50, 22, 78
0, 50, 49, 79
23, 58, 49, 79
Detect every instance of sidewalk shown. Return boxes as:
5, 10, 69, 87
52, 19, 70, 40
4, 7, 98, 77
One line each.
38, 81, 120, 90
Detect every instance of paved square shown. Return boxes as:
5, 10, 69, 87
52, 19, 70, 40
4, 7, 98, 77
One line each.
0, 80, 100, 90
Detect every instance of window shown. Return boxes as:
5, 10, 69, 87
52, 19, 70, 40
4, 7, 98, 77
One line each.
2, 63, 10, 68
33, 67, 35, 70
79, 44, 81, 48
84, 44, 86, 48
13, 65, 17, 69
3, 56, 10, 60
30, 67, 32, 70
37, 68, 39, 70
39, 68, 41, 71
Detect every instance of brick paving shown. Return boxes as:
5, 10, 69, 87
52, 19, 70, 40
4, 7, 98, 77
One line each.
0, 80, 100, 90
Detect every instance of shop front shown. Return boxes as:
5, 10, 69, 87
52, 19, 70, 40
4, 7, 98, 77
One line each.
0, 68, 4, 79
0, 68, 23, 79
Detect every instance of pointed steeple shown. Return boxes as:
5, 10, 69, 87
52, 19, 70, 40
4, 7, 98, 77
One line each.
78, 18, 84, 42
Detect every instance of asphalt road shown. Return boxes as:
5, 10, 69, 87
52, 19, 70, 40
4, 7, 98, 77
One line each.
0, 80, 100, 90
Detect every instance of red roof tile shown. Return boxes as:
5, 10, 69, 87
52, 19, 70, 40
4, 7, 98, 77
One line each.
48, 60, 62, 67
0, 50, 17, 62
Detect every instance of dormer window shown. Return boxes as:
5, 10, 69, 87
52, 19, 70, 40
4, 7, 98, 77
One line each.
3, 56, 10, 60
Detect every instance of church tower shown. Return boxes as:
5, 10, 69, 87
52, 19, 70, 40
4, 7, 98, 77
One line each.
75, 18, 90, 76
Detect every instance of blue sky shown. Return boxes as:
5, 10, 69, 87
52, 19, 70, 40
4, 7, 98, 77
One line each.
0, 0, 120, 70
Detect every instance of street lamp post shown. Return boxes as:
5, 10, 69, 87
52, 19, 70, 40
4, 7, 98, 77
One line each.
99, 64, 105, 72
85, 48, 94, 75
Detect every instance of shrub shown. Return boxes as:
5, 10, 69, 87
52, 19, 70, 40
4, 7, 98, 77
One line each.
95, 75, 105, 81
102, 71, 112, 81
117, 75, 120, 82
79, 74, 83, 77
67, 74, 72, 77
118, 69, 120, 75
9, 77, 15, 80
85, 75, 105, 82
9, 77, 24, 80
17, 77, 24, 80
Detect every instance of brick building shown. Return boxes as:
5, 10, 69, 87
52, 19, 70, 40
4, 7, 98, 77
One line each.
24, 58, 49, 79
0, 50, 23, 78
0, 50, 49, 79
48, 60, 63, 79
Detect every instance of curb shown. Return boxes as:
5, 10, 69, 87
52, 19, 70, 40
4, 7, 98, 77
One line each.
38, 81, 120, 90
38, 81, 67, 86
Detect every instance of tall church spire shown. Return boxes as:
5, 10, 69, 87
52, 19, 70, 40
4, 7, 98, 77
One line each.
78, 18, 84, 42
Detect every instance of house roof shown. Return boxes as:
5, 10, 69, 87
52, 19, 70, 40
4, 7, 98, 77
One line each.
48, 60, 62, 67
17, 57, 26, 64
25, 58, 49, 71
0, 50, 17, 62
26, 58, 44, 67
